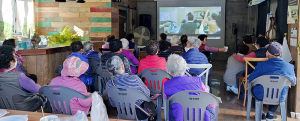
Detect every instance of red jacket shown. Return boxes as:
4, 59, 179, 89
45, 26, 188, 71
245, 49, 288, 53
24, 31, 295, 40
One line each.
138, 55, 167, 74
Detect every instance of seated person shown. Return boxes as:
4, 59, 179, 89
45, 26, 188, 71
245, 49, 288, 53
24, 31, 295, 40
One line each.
101, 39, 132, 74
83, 41, 101, 60
67, 41, 93, 86
159, 33, 171, 49
248, 42, 296, 120
233, 37, 269, 97
243, 35, 257, 54
164, 54, 215, 121
167, 35, 183, 53
198, 34, 226, 52
201, 11, 221, 34
102, 35, 115, 53
121, 38, 139, 74
178, 12, 200, 34
223, 44, 249, 94
138, 40, 167, 74
3, 39, 37, 83
179, 35, 188, 52
158, 39, 172, 60
105, 56, 151, 120
50, 56, 92, 115
0, 45, 46, 111
126, 34, 139, 56
181, 38, 208, 81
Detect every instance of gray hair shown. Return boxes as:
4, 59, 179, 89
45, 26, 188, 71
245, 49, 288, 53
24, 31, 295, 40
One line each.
170, 35, 179, 45
106, 56, 123, 75
167, 54, 187, 77
120, 38, 129, 49
83, 41, 93, 53
188, 37, 202, 48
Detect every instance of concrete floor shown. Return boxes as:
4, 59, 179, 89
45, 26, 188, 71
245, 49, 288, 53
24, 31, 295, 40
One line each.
106, 60, 298, 121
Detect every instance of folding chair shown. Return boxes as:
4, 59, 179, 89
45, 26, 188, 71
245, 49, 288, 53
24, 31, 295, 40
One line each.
103, 86, 162, 121
246, 75, 295, 121
186, 64, 212, 91
167, 90, 222, 121
237, 57, 268, 106
171, 51, 182, 55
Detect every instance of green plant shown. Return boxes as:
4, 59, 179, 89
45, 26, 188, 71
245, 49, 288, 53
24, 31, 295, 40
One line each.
0, 21, 13, 41
47, 26, 82, 46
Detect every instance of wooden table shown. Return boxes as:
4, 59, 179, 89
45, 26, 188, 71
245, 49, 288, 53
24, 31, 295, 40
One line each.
4, 109, 126, 121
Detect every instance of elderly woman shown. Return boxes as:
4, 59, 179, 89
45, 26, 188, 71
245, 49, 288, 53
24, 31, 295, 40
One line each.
102, 35, 115, 53
83, 41, 101, 60
121, 38, 139, 74
105, 56, 151, 120
164, 54, 215, 121
3, 39, 37, 83
0, 45, 46, 111
181, 38, 209, 81
138, 40, 167, 74
50, 56, 92, 115
167, 35, 183, 52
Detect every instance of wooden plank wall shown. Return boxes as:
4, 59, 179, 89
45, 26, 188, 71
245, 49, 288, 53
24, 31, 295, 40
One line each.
22, 51, 71, 86
35, 0, 112, 41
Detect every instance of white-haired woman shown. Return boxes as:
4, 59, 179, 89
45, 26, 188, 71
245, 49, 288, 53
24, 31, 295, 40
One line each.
105, 56, 152, 120
167, 35, 183, 53
83, 41, 101, 60
164, 54, 215, 121
181, 38, 209, 81
120, 38, 139, 74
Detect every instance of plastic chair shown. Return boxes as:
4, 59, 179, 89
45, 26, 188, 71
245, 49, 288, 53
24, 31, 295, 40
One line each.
55, 65, 63, 76
99, 48, 111, 54
186, 64, 212, 91
0, 83, 30, 110
103, 86, 161, 121
88, 57, 100, 91
167, 90, 222, 121
138, 68, 173, 120
171, 51, 183, 55
246, 75, 295, 121
38, 85, 90, 115
237, 57, 268, 106
96, 65, 112, 94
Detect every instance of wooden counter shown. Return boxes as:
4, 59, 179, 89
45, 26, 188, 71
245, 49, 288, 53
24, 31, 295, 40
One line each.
17, 46, 72, 86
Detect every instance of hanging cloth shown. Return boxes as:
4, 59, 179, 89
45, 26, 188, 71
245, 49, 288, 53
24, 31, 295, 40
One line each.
282, 36, 292, 62
249, 0, 266, 6
266, 12, 272, 31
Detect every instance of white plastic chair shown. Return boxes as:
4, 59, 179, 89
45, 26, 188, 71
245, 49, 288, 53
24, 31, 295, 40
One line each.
246, 75, 295, 121
186, 64, 212, 91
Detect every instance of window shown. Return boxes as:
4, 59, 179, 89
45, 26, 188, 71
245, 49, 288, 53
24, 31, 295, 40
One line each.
13, 0, 35, 37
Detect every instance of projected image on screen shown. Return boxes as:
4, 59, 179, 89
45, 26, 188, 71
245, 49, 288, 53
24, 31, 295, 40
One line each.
159, 7, 221, 35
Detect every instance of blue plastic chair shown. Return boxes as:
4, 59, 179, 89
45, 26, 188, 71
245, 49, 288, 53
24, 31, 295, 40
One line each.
246, 75, 295, 121
39, 85, 90, 115
167, 90, 222, 121
103, 86, 161, 121
0, 83, 30, 110
138, 68, 173, 120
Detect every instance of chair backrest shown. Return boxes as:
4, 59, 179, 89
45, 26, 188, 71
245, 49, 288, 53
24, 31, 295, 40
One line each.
88, 57, 100, 74
99, 48, 111, 54
91, 41, 105, 53
250, 75, 295, 105
0, 83, 29, 110
96, 65, 112, 91
244, 57, 268, 77
172, 51, 183, 55
55, 65, 63, 75
39, 85, 89, 115
168, 90, 222, 121
186, 64, 212, 90
103, 86, 152, 120
138, 51, 148, 60
138, 68, 172, 95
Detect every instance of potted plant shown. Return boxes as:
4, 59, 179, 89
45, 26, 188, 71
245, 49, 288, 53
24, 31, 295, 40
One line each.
47, 26, 84, 48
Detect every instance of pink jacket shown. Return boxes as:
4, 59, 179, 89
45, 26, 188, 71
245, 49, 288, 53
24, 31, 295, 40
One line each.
50, 76, 92, 115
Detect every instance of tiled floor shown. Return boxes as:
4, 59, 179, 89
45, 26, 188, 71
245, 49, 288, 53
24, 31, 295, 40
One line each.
106, 60, 298, 121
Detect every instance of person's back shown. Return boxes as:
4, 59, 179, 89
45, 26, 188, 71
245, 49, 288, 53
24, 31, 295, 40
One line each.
167, 46, 182, 52
179, 22, 199, 34
181, 48, 208, 80
246, 44, 257, 54
243, 35, 257, 54
138, 55, 166, 74
121, 49, 139, 74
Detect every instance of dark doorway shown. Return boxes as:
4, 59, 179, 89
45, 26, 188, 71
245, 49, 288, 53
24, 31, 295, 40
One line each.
119, 10, 127, 39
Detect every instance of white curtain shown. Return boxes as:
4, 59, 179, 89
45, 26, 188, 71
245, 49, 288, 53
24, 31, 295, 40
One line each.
15, 0, 35, 38
282, 37, 292, 63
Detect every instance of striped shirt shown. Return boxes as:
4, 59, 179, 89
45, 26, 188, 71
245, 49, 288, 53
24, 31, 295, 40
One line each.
105, 73, 150, 106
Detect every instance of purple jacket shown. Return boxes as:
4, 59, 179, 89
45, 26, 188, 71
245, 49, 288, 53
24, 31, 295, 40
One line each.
164, 75, 215, 121
122, 49, 139, 74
